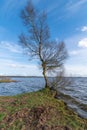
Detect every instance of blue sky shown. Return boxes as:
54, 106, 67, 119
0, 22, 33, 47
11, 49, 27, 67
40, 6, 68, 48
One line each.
0, 0, 87, 76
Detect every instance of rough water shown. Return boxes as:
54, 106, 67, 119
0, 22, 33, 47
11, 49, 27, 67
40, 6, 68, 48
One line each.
0, 77, 87, 119
0, 77, 45, 96
58, 77, 87, 119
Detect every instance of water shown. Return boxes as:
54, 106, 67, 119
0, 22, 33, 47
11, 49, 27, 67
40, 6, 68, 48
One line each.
0, 77, 45, 96
0, 77, 87, 119
58, 77, 87, 119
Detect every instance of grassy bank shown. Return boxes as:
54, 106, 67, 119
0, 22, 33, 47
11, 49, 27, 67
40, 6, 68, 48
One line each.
0, 88, 87, 130
0, 78, 16, 83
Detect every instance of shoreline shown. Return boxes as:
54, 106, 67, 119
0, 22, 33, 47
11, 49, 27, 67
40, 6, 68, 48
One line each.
0, 88, 87, 129
57, 91, 87, 119
0, 79, 17, 83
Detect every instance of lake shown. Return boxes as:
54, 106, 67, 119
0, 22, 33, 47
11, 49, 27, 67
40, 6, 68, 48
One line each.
0, 77, 87, 119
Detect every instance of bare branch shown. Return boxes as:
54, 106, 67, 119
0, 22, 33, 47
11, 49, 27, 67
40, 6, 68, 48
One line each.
19, 1, 68, 88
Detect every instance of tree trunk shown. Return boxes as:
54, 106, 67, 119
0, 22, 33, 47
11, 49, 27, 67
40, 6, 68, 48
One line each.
42, 64, 49, 88
39, 43, 49, 88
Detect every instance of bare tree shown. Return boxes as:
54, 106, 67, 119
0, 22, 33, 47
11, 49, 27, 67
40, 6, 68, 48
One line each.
19, 1, 68, 88
50, 69, 71, 90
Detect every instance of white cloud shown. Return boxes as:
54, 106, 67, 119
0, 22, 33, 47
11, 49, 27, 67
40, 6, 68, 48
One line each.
81, 26, 87, 32
8, 63, 34, 68
65, 34, 87, 76
0, 41, 22, 53
65, 65, 87, 77
69, 48, 87, 56
0, 59, 42, 76
78, 38, 87, 48
69, 50, 80, 55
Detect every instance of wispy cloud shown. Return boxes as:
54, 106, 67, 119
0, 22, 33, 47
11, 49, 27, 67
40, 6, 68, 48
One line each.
0, 0, 26, 18
8, 63, 30, 68
65, 32, 87, 76
66, 0, 87, 12
0, 0, 40, 17
69, 50, 80, 55
68, 37, 87, 56
0, 0, 36, 20
0, 57, 42, 76
69, 49, 87, 57
51, 0, 87, 24
1, 0, 27, 10
46, 2, 60, 14
0, 41, 22, 53
0, 58, 42, 76
58, 0, 87, 21
65, 64, 87, 76
77, 25, 87, 32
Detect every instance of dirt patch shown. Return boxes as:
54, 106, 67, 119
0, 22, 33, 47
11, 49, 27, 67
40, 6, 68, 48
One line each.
1, 106, 72, 130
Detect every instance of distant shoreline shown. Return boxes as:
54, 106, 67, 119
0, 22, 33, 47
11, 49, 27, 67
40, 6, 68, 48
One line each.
0, 78, 17, 83
0, 76, 87, 78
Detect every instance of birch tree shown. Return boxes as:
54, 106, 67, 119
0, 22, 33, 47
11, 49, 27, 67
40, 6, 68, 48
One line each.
19, 1, 68, 88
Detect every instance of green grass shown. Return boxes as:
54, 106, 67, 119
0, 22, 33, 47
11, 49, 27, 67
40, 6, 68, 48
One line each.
0, 88, 87, 130
0, 113, 6, 121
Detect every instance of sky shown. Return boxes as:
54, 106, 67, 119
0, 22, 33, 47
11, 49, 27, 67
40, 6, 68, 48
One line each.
0, 0, 87, 76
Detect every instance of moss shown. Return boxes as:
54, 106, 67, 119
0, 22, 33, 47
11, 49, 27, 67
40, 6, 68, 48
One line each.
0, 88, 87, 130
